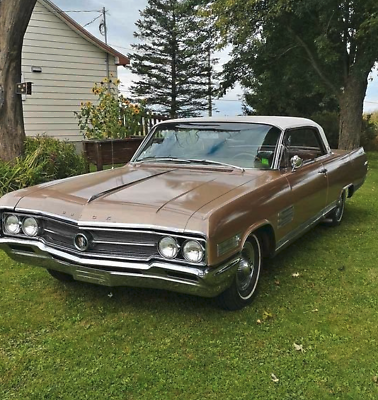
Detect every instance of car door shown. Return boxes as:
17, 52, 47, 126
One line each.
278, 127, 329, 236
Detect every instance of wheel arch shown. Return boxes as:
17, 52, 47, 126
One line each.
345, 184, 354, 198
242, 221, 276, 259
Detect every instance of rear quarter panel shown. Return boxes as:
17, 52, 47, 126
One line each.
323, 148, 367, 205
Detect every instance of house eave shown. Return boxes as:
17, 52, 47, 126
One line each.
38, 0, 130, 67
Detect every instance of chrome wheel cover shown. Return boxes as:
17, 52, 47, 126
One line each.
236, 241, 258, 298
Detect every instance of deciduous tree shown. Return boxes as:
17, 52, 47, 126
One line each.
0, 0, 37, 161
213, 0, 378, 149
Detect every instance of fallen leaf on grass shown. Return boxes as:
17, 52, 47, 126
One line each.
373, 376, 378, 384
292, 273, 300, 277
256, 319, 262, 324
293, 343, 306, 353
271, 373, 279, 383
263, 310, 273, 320
108, 292, 114, 298
274, 280, 280, 285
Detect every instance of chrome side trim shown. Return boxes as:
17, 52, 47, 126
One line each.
315, 153, 334, 162
275, 200, 338, 252
277, 205, 294, 229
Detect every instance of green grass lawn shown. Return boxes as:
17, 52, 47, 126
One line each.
1, 154, 378, 400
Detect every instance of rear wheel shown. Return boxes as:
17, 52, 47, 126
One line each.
325, 190, 346, 227
47, 269, 74, 282
217, 234, 262, 311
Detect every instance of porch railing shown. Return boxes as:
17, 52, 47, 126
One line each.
125, 113, 170, 136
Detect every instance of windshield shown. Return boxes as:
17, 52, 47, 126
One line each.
133, 122, 282, 169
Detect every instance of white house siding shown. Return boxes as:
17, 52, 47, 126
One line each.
22, 1, 118, 143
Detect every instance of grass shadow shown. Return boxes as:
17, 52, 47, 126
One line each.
51, 275, 219, 315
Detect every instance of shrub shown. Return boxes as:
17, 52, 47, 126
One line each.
361, 113, 378, 151
0, 136, 86, 197
75, 78, 146, 140
24, 136, 86, 180
311, 111, 378, 150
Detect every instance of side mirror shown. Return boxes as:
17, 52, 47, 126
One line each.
290, 155, 303, 171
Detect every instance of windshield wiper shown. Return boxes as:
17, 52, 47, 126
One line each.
135, 157, 245, 172
186, 159, 245, 172
134, 156, 190, 164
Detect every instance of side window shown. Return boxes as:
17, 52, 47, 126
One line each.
283, 128, 326, 165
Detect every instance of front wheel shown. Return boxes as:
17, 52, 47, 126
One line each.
217, 234, 262, 311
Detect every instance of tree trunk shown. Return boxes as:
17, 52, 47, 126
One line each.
338, 74, 368, 150
0, 0, 37, 162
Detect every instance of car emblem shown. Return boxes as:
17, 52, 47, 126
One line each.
74, 233, 90, 252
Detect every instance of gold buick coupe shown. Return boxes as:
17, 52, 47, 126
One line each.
0, 117, 368, 310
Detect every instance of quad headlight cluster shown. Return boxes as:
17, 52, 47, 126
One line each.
158, 236, 205, 264
2, 214, 40, 237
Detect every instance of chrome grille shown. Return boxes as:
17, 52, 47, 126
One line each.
1, 212, 206, 265
43, 219, 79, 250
41, 218, 160, 261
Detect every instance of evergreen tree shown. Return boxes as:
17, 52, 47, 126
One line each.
129, 0, 213, 118
191, 0, 220, 116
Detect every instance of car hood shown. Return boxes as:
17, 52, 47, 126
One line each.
3, 165, 268, 233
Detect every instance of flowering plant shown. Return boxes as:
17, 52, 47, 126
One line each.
75, 78, 146, 140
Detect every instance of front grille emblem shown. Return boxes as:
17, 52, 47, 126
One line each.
74, 233, 90, 252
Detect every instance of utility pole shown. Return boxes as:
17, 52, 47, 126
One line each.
102, 7, 110, 89
207, 46, 212, 117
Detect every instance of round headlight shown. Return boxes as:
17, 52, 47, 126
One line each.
22, 217, 39, 237
183, 240, 204, 263
158, 236, 179, 259
4, 215, 21, 235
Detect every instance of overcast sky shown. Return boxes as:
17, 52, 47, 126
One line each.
54, 0, 378, 114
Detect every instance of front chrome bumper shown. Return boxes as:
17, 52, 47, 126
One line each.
0, 238, 240, 298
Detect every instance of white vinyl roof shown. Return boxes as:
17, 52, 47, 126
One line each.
160, 116, 322, 131
156, 115, 332, 153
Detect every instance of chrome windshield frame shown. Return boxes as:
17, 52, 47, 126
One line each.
130, 121, 283, 171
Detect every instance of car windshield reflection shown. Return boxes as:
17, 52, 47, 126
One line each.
134, 122, 282, 169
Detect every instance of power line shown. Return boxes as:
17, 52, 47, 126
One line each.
33, 10, 101, 13
216, 99, 242, 102
109, 43, 133, 52
83, 13, 102, 28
